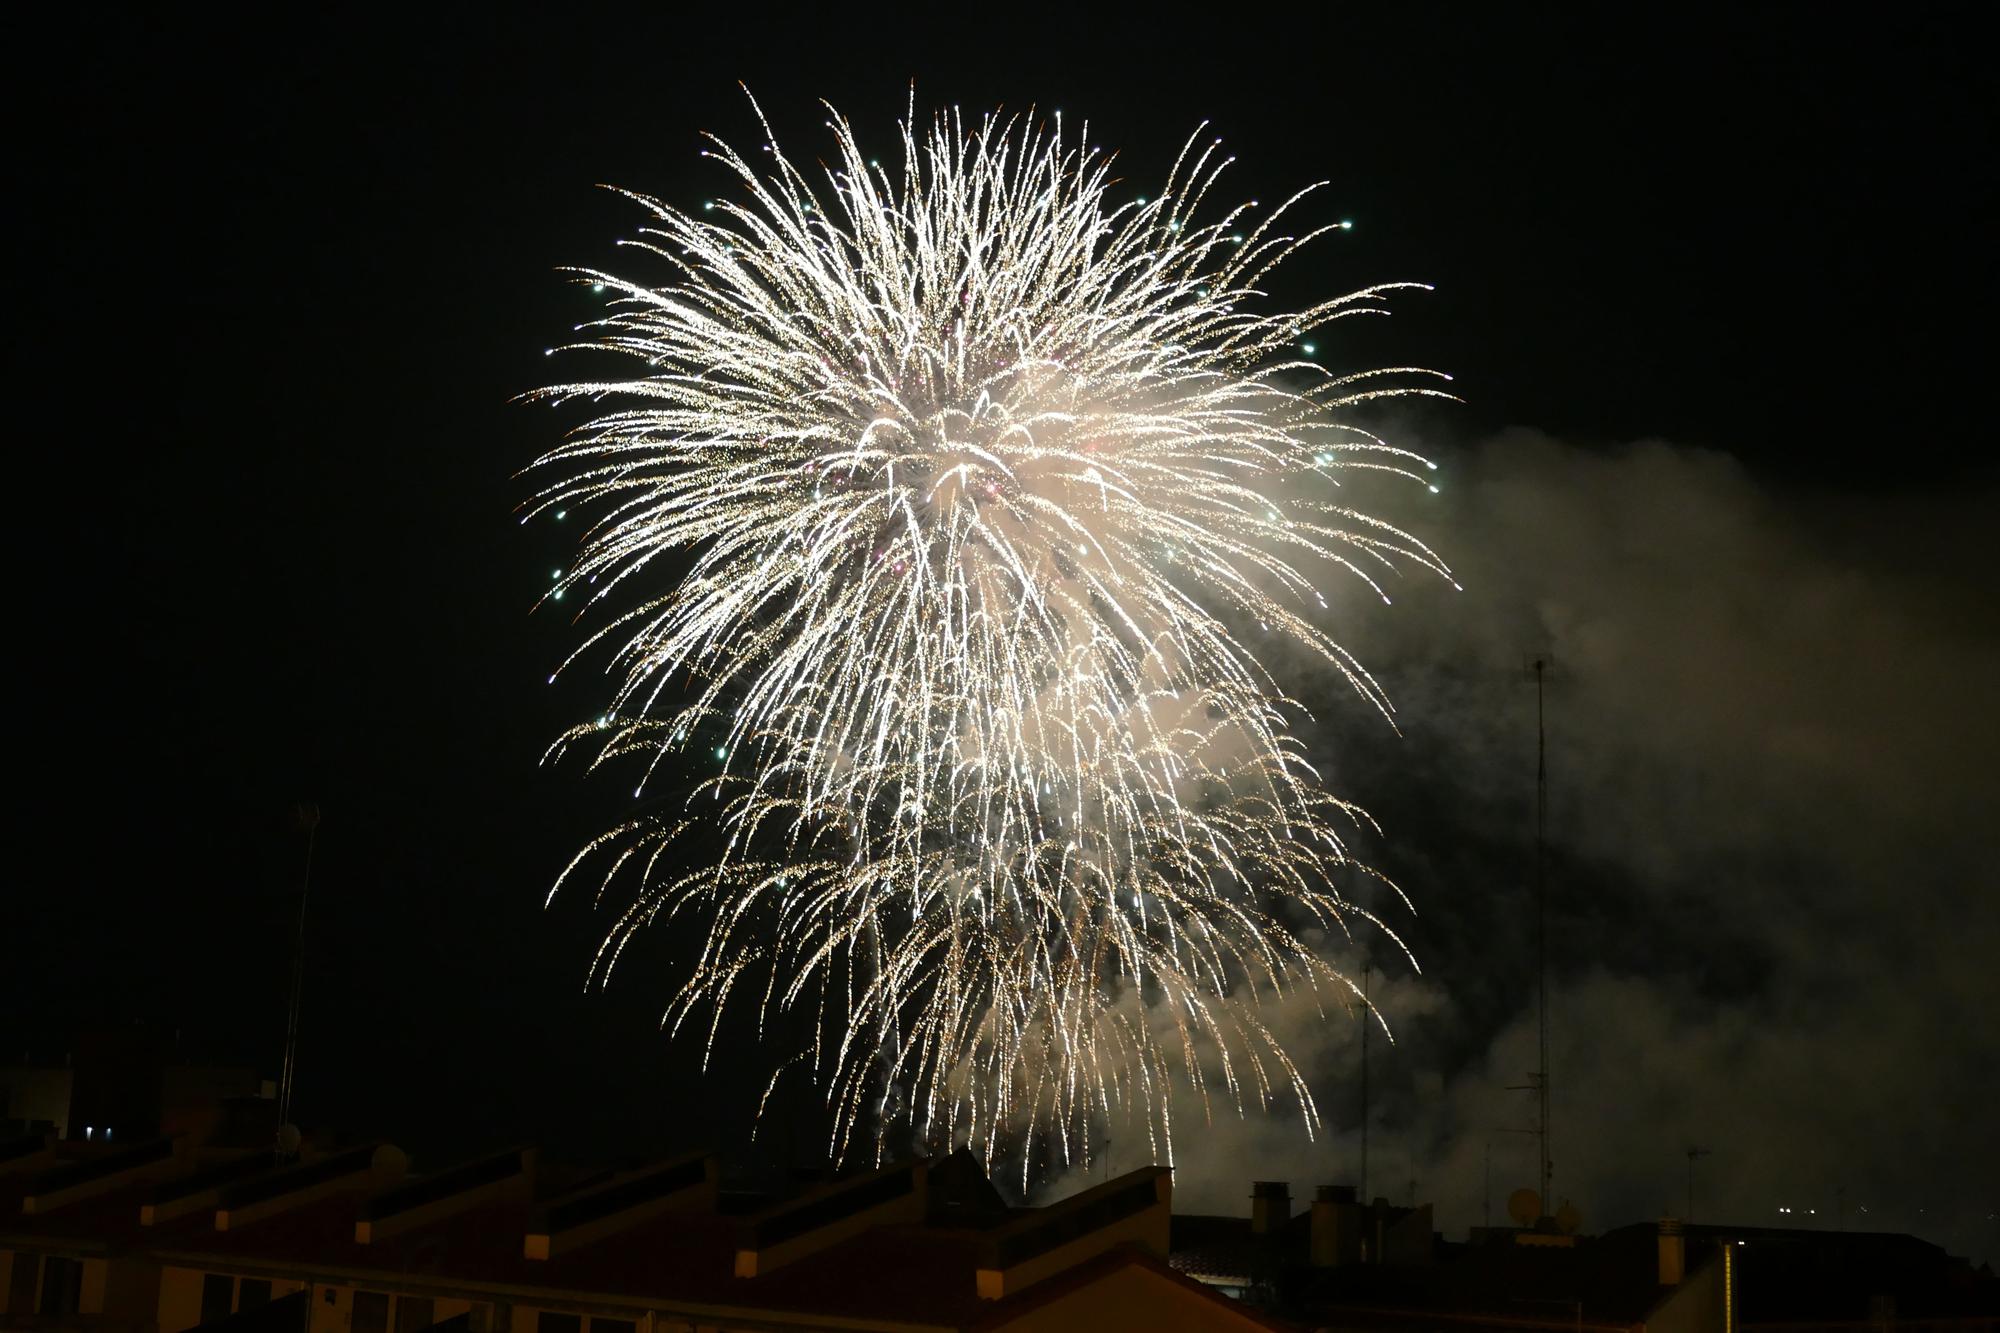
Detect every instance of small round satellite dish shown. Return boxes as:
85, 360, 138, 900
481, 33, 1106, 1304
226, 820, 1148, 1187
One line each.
1555, 1199, 1582, 1234
276, 1124, 302, 1155
1507, 1188, 1542, 1227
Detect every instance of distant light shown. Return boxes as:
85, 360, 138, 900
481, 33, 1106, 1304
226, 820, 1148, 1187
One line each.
85, 1126, 94, 1139
1340, 220, 1354, 230
703, 200, 715, 210
555, 510, 567, 520
105, 1128, 112, 1141
715, 746, 728, 760
1301, 343, 1315, 354
591, 282, 605, 293
552, 589, 564, 601
552, 569, 563, 580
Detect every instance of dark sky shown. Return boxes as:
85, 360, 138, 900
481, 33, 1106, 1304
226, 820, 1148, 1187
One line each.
6, 6, 1994, 1262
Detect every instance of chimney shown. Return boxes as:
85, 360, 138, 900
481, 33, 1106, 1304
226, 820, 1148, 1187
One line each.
1311, 1185, 1360, 1267
1368, 1196, 1392, 1264
1251, 1181, 1291, 1236
1658, 1217, 1685, 1285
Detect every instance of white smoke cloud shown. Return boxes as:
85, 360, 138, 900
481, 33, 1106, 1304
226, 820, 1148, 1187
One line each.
1157, 429, 2000, 1266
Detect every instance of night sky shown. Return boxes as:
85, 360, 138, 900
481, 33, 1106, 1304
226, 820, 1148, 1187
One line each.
6, 7, 1994, 1264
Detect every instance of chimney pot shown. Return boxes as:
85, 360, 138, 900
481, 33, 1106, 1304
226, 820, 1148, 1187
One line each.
1250, 1181, 1292, 1235
1311, 1186, 1361, 1266
1658, 1216, 1686, 1285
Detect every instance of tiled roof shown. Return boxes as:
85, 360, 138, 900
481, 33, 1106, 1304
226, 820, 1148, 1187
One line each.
0, 1148, 1249, 1330
970, 1244, 1300, 1332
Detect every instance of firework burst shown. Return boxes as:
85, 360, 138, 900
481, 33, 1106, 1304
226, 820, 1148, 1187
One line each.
526, 93, 1454, 1180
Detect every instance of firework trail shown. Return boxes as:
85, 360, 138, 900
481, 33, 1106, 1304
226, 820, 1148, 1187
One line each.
526, 93, 1454, 1180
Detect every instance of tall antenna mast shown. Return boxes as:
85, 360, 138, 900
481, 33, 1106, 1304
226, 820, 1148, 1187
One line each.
1485, 1139, 1494, 1228
277, 802, 320, 1151
1360, 959, 1371, 1203
1531, 656, 1553, 1217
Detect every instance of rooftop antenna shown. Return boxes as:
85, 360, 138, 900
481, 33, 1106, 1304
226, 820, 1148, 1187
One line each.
1360, 959, 1371, 1202
1687, 1147, 1712, 1222
276, 802, 320, 1154
1527, 655, 1555, 1218
1485, 1139, 1494, 1228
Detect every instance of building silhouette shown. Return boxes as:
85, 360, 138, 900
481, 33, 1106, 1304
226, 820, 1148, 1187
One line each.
0, 1135, 1280, 1332
5, 1134, 1994, 1333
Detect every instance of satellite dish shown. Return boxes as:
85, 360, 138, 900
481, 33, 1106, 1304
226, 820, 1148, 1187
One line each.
1555, 1199, 1582, 1234
1507, 1188, 1541, 1227
276, 1124, 302, 1156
